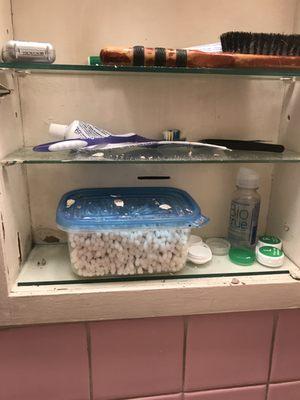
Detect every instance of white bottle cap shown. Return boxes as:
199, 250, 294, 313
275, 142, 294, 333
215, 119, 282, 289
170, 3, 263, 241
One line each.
237, 167, 259, 189
188, 234, 203, 246
49, 123, 68, 137
188, 243, 212, 265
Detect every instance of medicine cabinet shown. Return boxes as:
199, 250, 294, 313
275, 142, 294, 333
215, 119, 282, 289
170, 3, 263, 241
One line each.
1, 59, 300, 326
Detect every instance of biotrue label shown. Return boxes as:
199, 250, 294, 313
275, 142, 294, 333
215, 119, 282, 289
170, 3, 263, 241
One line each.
228, 168, 260, 248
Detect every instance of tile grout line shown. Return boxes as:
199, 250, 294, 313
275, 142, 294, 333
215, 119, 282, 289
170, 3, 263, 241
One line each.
182, 316, 189, 395
86, 322, 94, 400
9, 0, 15, 38
271, 378, 300, 385
265, 312, 279, 400
184, 381, 270, 394
117, 393, 182, 400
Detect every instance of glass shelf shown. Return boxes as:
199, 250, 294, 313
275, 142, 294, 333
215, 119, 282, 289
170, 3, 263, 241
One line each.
2, 146, 300, 165
0, 62, 300, 77
16, 244, 291, 287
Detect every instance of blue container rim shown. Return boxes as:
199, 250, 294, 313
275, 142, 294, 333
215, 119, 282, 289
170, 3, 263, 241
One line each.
56, 187, 209, 231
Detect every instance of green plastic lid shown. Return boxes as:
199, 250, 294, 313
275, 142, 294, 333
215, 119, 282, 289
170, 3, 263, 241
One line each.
258, 235, 281, 245
229, 248, 255, 266
258, 246, 283, 257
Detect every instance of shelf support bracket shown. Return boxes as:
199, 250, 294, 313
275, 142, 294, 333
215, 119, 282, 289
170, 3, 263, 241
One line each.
289, 264, 300, 280
277, 76, 296, 144
0, 82, 11, 97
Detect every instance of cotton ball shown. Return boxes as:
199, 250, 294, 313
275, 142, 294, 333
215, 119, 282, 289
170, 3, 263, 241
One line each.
70, 227, 190, 277
110, 265, 116, 275
95, 250, 102, 258
135, 258, 140, 267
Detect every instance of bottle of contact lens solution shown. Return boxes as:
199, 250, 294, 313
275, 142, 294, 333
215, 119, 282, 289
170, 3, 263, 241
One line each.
228, 168, 261, 249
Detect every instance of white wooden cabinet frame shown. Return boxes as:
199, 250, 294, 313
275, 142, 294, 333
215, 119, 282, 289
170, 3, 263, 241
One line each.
0, 72, 300, 326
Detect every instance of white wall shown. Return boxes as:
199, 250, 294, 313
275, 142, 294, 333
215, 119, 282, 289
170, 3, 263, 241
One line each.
12, 0, 297, 64
293, 0, 300, 32
9, 0, 300, 244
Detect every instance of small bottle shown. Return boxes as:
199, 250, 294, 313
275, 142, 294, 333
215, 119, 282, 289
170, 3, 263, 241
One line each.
228, 168, 261, 249
49, 120, 111, 139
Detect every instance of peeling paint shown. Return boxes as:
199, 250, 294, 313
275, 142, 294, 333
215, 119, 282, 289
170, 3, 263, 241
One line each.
17, 232, 22, 264
37, 258, 47, 266
0, 213, 5, 241
2, 161, 18, 166
43, 235, 60, 243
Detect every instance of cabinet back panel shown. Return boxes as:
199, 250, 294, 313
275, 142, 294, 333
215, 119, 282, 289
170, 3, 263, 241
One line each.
27, 164, 272, 244
9, 0, 300, 268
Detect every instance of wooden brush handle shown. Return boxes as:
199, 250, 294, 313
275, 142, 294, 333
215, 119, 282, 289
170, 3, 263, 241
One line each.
232, 53, 300, 69
100, 46, 300, 69
100, 46, 234, 68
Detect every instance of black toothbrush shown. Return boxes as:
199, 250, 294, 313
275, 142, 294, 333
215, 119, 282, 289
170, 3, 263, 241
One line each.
199, 139, 285, 153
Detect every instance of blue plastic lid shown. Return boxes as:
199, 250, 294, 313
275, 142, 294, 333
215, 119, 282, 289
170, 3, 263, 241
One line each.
56, 187, 209, 231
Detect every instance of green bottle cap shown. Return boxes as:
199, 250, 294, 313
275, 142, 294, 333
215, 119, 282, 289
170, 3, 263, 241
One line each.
259, 246, 283, 257
229, 248, 255, 266
258, 235, 281, 245
88, 56, 101, 66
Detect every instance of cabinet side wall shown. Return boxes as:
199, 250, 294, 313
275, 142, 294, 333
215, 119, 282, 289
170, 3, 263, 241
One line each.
267, 11, 300, 264
0, 0, 31, 295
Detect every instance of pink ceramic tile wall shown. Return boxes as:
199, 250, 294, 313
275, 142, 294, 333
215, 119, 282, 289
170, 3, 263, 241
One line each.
0, 310, 300, 400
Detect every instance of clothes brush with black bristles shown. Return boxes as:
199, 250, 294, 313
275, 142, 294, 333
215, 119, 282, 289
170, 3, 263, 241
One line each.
220, 31, 300, 56
100, 31, 300, 69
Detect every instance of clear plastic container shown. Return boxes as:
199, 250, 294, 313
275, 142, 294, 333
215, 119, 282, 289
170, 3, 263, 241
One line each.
56, 187, 209, 277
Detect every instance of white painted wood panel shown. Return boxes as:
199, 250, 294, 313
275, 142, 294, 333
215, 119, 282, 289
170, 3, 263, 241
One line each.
266, 5, 300, 267
0, 166, 32, 287
293, 0, 300, 32
0, 0, 32, 325
17, 75, 284, 147
7, 275, 300, 326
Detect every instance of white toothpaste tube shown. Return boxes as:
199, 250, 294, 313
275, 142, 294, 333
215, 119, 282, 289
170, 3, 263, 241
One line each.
49, 120, 112, 140
41, 120, 230, 152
